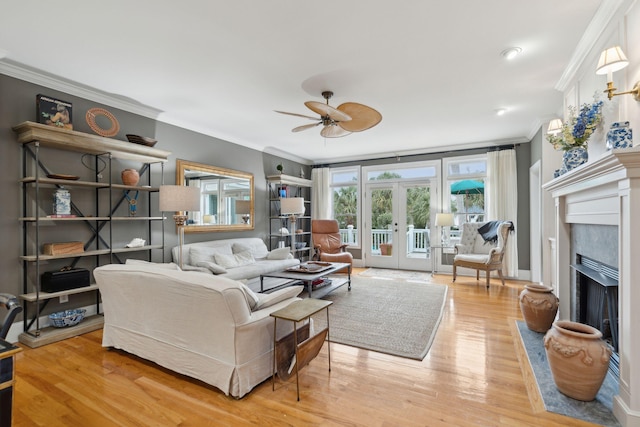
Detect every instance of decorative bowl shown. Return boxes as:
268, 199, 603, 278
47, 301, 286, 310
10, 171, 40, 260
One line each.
49, 309, 86, 328
126, 134, 158, 147
295, 242, 307, 249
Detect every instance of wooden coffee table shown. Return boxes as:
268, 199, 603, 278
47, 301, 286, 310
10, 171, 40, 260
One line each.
260, 262, 351, 298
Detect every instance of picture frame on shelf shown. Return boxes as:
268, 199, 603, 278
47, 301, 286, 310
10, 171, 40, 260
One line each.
36, 94, 73, 130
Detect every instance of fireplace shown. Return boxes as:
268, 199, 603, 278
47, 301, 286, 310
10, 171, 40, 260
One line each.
543, 148, 640, 425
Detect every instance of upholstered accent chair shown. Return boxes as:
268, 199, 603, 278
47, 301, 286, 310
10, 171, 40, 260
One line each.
452, 221, 513, 288
311, 219, 353, 268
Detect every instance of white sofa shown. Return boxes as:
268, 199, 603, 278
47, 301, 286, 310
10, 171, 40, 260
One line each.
94, 262, 304, 398
172, 237, 299, 282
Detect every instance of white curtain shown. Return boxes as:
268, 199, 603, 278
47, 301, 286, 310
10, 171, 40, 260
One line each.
486, 149, 518, 278
311, 167, 331, 219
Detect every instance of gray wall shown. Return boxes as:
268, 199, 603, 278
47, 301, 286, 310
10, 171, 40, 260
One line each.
0, 74, 304, 319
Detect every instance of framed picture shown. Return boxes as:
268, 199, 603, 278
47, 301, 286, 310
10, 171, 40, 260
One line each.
37, 94, 73, 129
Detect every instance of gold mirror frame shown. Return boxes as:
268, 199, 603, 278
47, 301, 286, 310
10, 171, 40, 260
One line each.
176, 159, 254, 233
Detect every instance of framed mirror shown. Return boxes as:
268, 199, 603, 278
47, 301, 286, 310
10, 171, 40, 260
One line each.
176, 159, 254, 233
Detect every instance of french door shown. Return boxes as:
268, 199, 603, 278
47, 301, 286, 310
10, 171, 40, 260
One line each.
364, 181, 435, 271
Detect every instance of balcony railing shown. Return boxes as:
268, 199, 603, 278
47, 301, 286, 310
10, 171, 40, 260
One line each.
338, 226, 432, 256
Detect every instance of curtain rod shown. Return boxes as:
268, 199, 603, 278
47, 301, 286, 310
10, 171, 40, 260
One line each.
312, 144, 518, 168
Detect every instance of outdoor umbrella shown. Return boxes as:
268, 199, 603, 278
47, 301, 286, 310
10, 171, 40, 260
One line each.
450, 180, 484, 195
451, 180, 484, 221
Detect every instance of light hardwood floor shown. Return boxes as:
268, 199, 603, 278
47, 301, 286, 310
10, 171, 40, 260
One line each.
12, 270, 601, 426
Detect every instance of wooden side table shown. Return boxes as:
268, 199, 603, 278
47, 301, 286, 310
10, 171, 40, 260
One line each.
270, 298, 332, 401
0, 339, 21, 427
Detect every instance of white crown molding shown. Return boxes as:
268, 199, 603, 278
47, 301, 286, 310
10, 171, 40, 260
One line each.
555, 0, 629, 91
0, 59, 162, 119
262, 146, 313, 165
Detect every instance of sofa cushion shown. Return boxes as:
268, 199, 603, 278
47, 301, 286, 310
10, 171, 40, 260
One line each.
222, 258, 299, 281
190, 245, 233, 265
266, 247, 291, 260
255, 285, 303, 310
125, 259, 181, 270
195, 261, 228, 275
214, 251, 256, 269
232, 242, 252, 254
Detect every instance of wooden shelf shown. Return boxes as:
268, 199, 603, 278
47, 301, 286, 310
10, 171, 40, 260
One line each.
21, 245, 163, 261
18, 315, 104, 348
13, 121, 170, 163
20, 284, 100, 302
267, 174, 312, 187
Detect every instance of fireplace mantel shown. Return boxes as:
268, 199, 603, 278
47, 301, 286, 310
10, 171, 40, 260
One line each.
543, 147, 640, 426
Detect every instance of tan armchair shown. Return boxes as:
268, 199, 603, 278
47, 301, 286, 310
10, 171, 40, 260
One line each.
311, 219, 353, 268
452, 221, 513, 288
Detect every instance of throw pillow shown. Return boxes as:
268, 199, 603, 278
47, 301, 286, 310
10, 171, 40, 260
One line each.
239, 282, 260, 310
214, 250, 256, 269
195, 261, 228, 275
189, 245, 233, 265
266, 246, 291, 260
125, 259, 180, 270
232, 242, 252, 254
255, 285, 303, 310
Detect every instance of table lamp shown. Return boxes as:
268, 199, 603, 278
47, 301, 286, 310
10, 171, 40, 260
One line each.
280, 197, 305, 250
235, 200, 251, 224
435, 213, 454, 246
159, 185, 201, 269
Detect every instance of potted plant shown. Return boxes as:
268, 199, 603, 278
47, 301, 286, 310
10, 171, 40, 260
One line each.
276, 163, 284, 174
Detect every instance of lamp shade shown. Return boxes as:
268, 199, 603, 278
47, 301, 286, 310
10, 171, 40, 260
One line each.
159, 185, 201, 212
280, 197, 305, 215
547, 119, 563, 135
435, 213, 454, 227
235, 200, 251, 215
596, 46, 629, 76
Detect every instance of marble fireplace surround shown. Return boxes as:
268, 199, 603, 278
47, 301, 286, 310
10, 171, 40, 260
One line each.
544, 148, 640, 426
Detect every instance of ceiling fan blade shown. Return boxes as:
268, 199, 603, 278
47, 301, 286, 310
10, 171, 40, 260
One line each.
336, 102, 382, 132
305, 101, 352, 122
274, 110, 320, 121
320, 124, 351, 138
292, 122, 321, 132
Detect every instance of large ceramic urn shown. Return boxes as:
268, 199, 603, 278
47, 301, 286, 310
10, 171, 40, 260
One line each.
519, 284, 558, 332
543, 321, 612, 401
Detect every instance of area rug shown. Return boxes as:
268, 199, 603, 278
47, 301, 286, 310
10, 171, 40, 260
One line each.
359, 268, 433, 283
312, 276, 447, 360
514, 320, 621, 426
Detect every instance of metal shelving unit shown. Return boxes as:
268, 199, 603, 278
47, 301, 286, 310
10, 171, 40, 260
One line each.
267, 174, 312, 262
14, 121, 170, 347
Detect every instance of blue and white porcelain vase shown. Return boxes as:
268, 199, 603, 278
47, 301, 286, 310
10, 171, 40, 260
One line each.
606, 121, 633, 150
562, 147, 588, 172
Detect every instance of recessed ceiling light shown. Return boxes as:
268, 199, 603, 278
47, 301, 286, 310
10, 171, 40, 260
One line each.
495, 108, 506, 116
501, 47, 522, 60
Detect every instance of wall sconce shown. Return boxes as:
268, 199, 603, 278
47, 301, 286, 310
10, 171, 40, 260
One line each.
595, 46, 640, 101
547, 119, 563, 135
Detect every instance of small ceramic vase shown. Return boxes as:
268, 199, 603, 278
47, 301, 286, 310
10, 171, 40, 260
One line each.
121, 169, 139, 186
543, 320, 612, 401
562, 147, 588, 172
606, 121, 633, 150
519, 284, 558, 332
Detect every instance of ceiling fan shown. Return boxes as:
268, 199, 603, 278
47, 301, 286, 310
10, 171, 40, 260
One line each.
275, 91, 382, 138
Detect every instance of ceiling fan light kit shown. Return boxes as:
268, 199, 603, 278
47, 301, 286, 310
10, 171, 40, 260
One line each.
277, 90, 382, 138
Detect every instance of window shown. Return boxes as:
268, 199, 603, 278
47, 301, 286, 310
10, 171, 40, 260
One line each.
443, 155, 487, 240
330, 166, 360, 247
